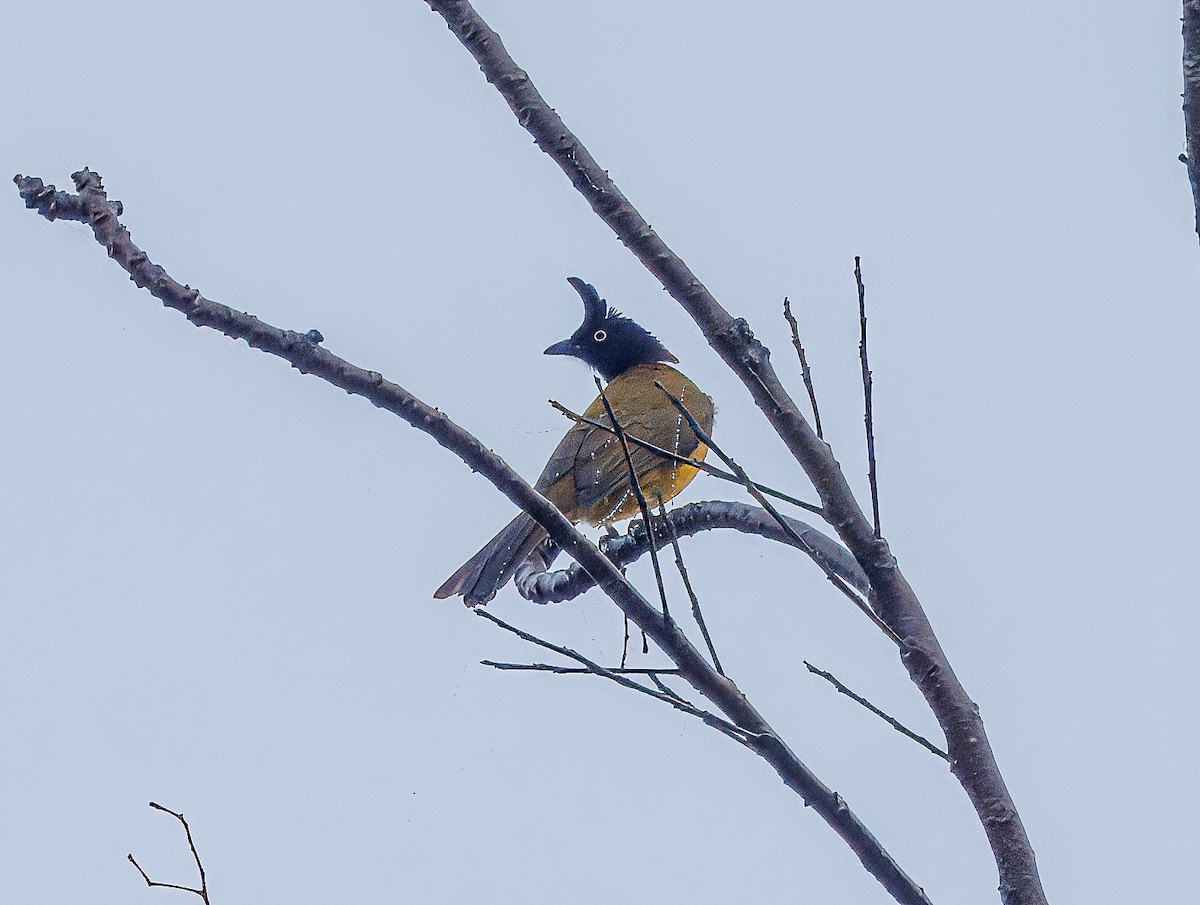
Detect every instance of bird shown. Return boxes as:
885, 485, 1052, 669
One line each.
434, 277, 714, 606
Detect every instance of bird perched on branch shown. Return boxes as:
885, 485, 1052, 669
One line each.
435, 277, 714, 606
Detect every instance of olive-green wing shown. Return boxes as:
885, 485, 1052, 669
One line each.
569, 404, 705, 510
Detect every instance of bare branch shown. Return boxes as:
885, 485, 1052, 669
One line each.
512, 500, 867, 604
17, 169, 930, 905
804, 662, 948, 761
855, 258, 882, 538
416, 6, 1047, 900
128, 802, 211, 904
782, 296, 823, 440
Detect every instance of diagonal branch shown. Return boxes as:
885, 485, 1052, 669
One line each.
804, 661, 948, 761
15, 169, 930, 905
419, 5, 1047, 901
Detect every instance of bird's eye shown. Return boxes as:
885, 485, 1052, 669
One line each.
593, 329, 607, 342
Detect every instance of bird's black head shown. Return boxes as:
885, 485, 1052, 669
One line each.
544, 277, 678, 381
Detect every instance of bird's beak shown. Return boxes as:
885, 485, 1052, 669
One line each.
543, 339, 578, 357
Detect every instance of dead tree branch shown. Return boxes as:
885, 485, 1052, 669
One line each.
15, 169, 930, 905
419, 5, 1046, 901
128, 802, 211, 904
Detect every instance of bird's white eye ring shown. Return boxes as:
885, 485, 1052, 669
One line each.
593, 329, 607, 342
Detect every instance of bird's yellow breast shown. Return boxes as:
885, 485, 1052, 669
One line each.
543, 363, 714, 526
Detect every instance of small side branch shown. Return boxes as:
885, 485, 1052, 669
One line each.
782, 296, 823, 440
855, 258, 881, 538
804, 662, 948, 761
128, 802, 211, 903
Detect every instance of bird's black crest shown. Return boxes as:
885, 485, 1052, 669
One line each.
567, 276, 607, 330
545, 278, 678, 381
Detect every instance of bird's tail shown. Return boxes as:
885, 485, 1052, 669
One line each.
433, 514, 549, 606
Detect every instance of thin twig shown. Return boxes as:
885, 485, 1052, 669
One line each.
550, 399, 822, 515
475, 609, 749, 744
855, 258, 881, 538
656, 381, 902, 647
782, 296, 823, 440
621, 614, 630, 669
481, 661, 681, 675
595, 377, 671, 620
658, 498, 724, 675
649, 671, 691, 706
128, 802, 211, 903
804, 662, 948, 760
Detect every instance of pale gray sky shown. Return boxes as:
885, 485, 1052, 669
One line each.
3, 2, 1197, 903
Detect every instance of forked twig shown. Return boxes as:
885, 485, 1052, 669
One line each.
128, 802, 211, 903
782, 296, 823, 440
804, 661, 948, 761
855, 258, 881, 538
475, 609, 749, 744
